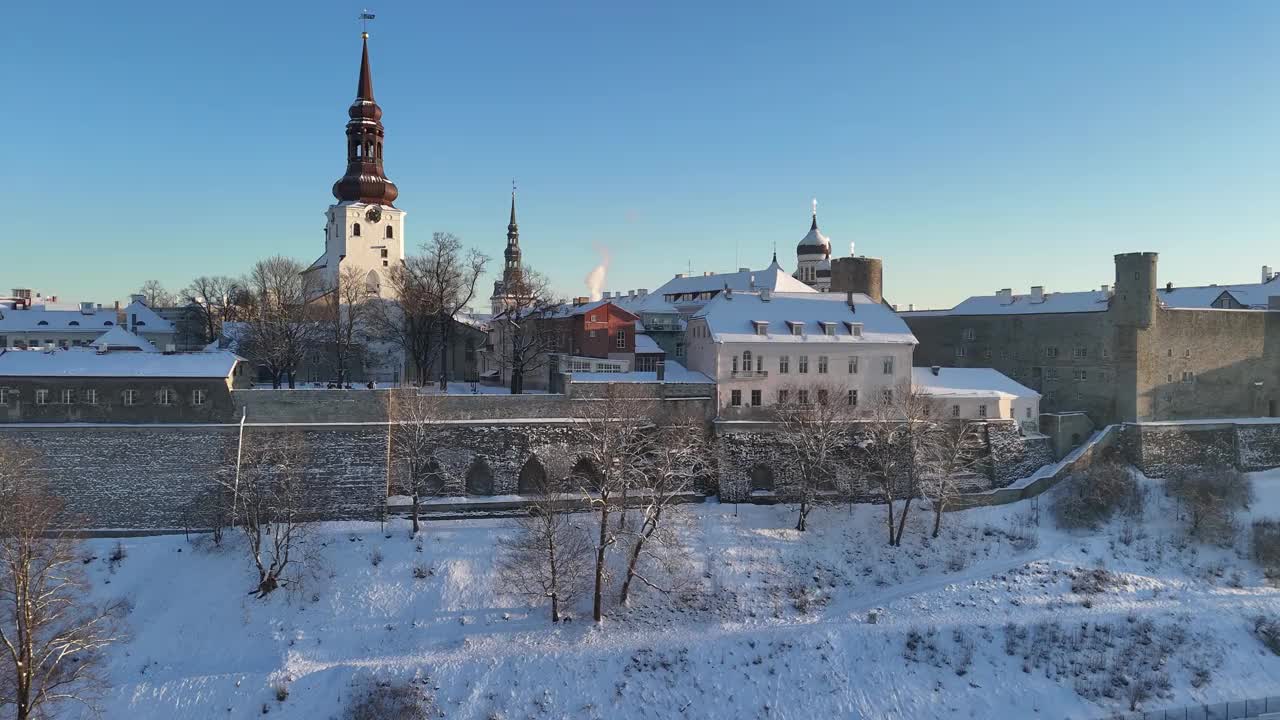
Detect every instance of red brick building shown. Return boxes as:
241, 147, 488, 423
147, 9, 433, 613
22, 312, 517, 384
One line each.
547, 300, 639, 359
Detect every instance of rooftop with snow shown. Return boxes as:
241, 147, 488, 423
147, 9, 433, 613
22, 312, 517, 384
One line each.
911, 366, 1040, 399
693, 291, 917, 345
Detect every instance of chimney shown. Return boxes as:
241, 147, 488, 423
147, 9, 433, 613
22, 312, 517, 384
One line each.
997, 288, 1014, 305
602, 291, 611, 299
1165, 281, 1174, 292
79, 302, 94, 315
130, 293, 146, 306
656, 361, 666, 381
724, 287, 733, 300
164, 344, 177, 354
1265, 265, 1274, 283
674, 273, 686, 279
628, 289, 635, 298
931, 365, 941, 376
638, 288, 648, 296
846, 290, 855, 308
1029, 286, 1045, 303
1101, 284, 1112, 298
738, 267, 750, 273
907, 303, 915, 311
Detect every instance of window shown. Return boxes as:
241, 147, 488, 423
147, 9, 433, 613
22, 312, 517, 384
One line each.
60, 389, 74, 404
754, 323, 767, 336
850, 323, 862, 337
589, 314, 598, 322
756, 354, 764, 372
1072, 346, 1088, 359
797, 389, 810, 405
798, 355, 809, 374
84, 389, 97, 405
817, 389, 829, 405
817, 356, 828, 374
1046, 368, 1060, 381
352, 223, 361, 236
822, 323, 835, 336
978, 404, 987, 418
1044, 390, 1056, 403
0, 389, 8, 406
731, 356, 739, 373
730, 389, 742, 407
192, 389, 207, 406
1181, 371, 1195, 383
983, 348, 992, 359
1026, 407, 1032, 419
380, 248, 388, 258
675, 342, 684, 358
778, 355, 790, 374
385, 226, 394, 239
847, 389, 858, 407
588, 329, 597, 338
616, 329, 626, 349
159, 389, 175, 406
35, 389, 48, 405
848, 356, 859, 374
962, 328, 976, 341
123, 389, 138, 406
777, 389, 789, 405
882, 356, 894, 375
1045, 346, 1059, 358
1184, 349, 1191, 358
790, 323, 803, 336
751, 389, 762, 407
955, 346, 967, 359
952, 404, 960, 417
742, 350, 752, 371
1073, 369, 1087, 381
882, 388, 893, 404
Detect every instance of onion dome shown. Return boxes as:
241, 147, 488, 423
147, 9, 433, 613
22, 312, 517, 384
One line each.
332, 34, 399, 206
796, 202, 831, 257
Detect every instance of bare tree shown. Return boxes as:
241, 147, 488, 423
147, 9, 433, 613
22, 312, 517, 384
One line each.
919, 419, 986, 538
1167, 467, 1253, 542
219, 433, 315, 597
772, 383, 853, 532
136, 279, 175, 308
618, 418, 704, 605
388, 393, 447, 536
181, 275, 244, 345
854, 382, 938, 546
323, 264, 372, 385
239, 256, 324, 388
495, 474, 593, 622
369, 233, 488, 388
0, 444, 125, 720
573, 388, 650, 622
490, 269, 560, 394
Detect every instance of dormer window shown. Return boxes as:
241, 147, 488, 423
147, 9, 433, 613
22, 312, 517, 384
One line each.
36, 320, 48, 326
752, 320, 769, 336
786, 321, 804, 336
68, 321, 79, 326
844, 322, 863, 337
103, 321, 113, 326
819, 321, 836, 336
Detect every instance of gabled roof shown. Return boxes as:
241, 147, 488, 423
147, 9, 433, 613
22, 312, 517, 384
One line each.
0, 347, 243, 379
1158, 280, 1280, 309
93, 327, 158, 353
654, 260, 816, 300
693, 291, 916, 345
901, 290, 1111, 317
912, 367, 1039, 399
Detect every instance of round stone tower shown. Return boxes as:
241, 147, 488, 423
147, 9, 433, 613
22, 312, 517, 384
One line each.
1112, 252, 1158, 328
830, 256, 883, 304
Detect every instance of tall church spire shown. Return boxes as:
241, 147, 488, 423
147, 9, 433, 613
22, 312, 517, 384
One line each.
504, 183, 522, 286
332, 33, 399, 206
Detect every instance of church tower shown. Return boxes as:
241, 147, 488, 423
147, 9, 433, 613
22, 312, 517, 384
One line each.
794, 200, 832, 292
490, 188, 523, 314
305, 31, 406, 297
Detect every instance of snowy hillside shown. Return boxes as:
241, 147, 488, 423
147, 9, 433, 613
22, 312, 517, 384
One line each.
69, 469, 1280, 719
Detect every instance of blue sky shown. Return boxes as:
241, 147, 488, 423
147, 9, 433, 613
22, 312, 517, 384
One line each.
3, 1, 1278, 308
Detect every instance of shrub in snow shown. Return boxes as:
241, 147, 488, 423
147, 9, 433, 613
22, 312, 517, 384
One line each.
1070, 567, 1120, 596
344, 679, 434, 720
1253, 616, 1280, 655
369, 549, 384, 567
108, 540, 128, 569
1254, 519, 1280, 577
273, 681, 289, 702
1167, 467, 1253, 543
1052, 462, 1141, 530
412, 563, 431, 580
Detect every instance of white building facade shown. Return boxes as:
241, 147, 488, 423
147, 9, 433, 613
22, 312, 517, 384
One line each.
685, 291, 917, 417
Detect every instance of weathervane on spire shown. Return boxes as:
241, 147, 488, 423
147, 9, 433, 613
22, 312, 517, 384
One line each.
812, 198, 818, 217
512, 178, 517, 195
359, 9, 376, 37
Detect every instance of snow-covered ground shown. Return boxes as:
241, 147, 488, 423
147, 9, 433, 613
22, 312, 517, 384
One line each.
72, 469, 1280, 719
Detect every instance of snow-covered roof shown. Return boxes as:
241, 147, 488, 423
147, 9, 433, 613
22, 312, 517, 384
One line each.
693, 291, 916, 345
93, 327, 158, 353
608, 292, 680, 315
654, 260, 816, 300
901, 290, 1112, 317
0, 300, 176, 334
912, 367, 1039, 399
0, 347, 243, 378
634, 334, 663, 354
1158, 280, 1280, 309
569, 359, 712, 384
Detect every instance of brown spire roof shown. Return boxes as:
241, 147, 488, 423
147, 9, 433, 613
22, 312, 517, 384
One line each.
332, 33, 398, 206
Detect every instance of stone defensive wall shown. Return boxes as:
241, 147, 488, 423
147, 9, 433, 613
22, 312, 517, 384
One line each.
1120, 418, 1280, 477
